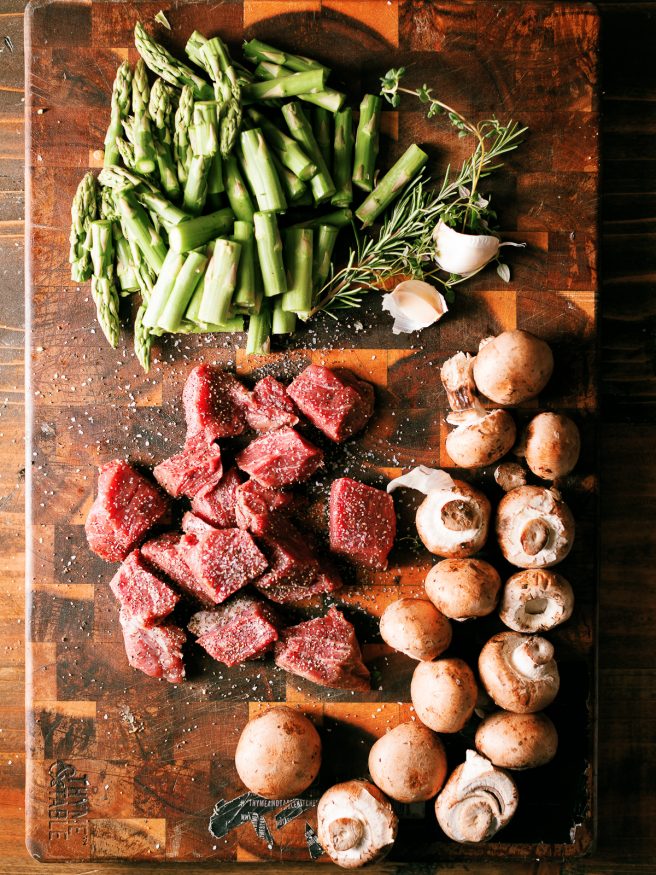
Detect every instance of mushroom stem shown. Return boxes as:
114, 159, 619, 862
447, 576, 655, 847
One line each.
510, 637, 554, 676
329, 817, 365, 852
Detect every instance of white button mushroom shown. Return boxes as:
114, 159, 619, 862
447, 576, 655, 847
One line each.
472, 330, 554, 405
381, 279, 448, 334
494, 461, 528, 492
317, 780, 398, 868
445, 408, 517, 469
478, 631, 560, 713
499, 569, 575, 633
475, 711, 558, 770
425, 558, 501, 621
411, 658, 478, 733
435, 750, 519, 843
379, 597, 452, 661
520, 412, 581, 480
368, 722, 448, 803
496, 485, 575, 568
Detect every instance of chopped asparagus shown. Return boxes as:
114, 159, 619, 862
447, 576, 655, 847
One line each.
168, 208, 235, 252
282, 227, 313, 317
115, 192, 167, 271
173, 85, 194, 185
104, 61, 132, 168
243, 39, 330, 74
69, 171, 98, 283
282, 102, 335, 203
198, 239, 242, 325
293, 207, 353, 229
142, 248, 186, 328
223, 155, 255, 222
247, 108, 317, 181
239, 128, 287, 213
246, 302, 271, 354
135, 22, 213, 99
232, 220, 257, 311
244, 69, 326, 102
332, 107, 353, 207
159, 250, 209, 332
89, 220, 121, 348
312, 223, 339, 292
272, 295, 296, 334
132, 59, 157, 175
355, 144, 429, 227
353, 94, 382, 192
312, 106, 332, 169
253, 211, 287, 297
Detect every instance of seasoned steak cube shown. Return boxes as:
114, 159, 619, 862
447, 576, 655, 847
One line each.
183, 364, 250, 441
181, 528, 268, 604
141, 533, 215, 607
255, 566, 343, 604
255, 522, 319, 589
85, 460, 170, 562
329, 477, 396, 569
109, 550, 179, 625
190, 466, 242, 528
245, 375, 300, 431
236, 428, 323, 488
181, 512, 217, 537
188, 593, 279, 667
287, 365, 374, 442
153, 433, 223, 499
274, 606, 370, 691
235, 479, 295, 535
119, 611, 186, 683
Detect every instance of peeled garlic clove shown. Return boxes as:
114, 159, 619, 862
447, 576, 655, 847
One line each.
433, 220, 501, 275
387, 466, 455, 496
382, 279, 448, 334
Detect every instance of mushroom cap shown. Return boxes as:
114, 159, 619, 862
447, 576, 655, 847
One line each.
446, 409, 517, 469
496, 485, 575, 568
435, 750, 519, 843
317, 779, 398, 868
494, 462, 528, 492
478, 631, 560, 713
425, 558, 502, 621
472, 330, 554, 405
500, 569, 575, 632
411, 658, 478, 732
234, 706, 321, 799
379, 597, 452, 661
523, 412, 581, 480
368, 722, 448, 802
416, 479, 491, 558
475, 711, 558, 769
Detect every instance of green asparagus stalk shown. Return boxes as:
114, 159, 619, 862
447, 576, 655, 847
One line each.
154, 139, 182, 201
272, 295, 296, 334
253, 60, 289, 80
331, 107, 353, 207
185, 240, 216, 323
104, 61, 132, 167
313, 107, 332, 169
189, 101, 219, 156
116, 136, 137, 171
122, 115, 135, 145
198, 239, 241, 325
115, 192, 167, 272
98, 164, 143, 192
179, 315, 244, 333
185, 30, 207, 69
173, 85, 194, 185
148, 78, 175, 145
353, 94, 382, 191
134, 304, 153, 372
239, 128, 287, 213
282, 102, 335, 203
355, 144, 429, 227
282, 227, 313, 317
111, 216, 140, 294
293, 207, 353, 229
168, 208, 235, 252
246, 301, 271, 354
158, 250, 209, 332
132, 59, 157, 175
142, 248, 186, 328
253, 211, 287, 297
135, 22, 213, 99
271, 151, 306, 203
207, 152, 224, 210
312, 223, 339, 292
89, 220, 121, 348
244, 69, 326, 102
231, 220, 257, 311
247, 109, 317, 181
223, 155, 255, 222
137, 189, 189, 226
183, 154, 212, 214
243, 39, 330, 75
296, 88, 346, 114
200, 38, 242, 157
69, 171, 98, 283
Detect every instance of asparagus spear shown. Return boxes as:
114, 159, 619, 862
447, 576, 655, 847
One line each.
148, 78, 175, 145
282, 102, 335, 203
251, 62, 345, 113
168, 208, 235, 252
198, 239, 241, 325
223, 155, 255, 222
183, 155, 211, 215
104, 61, 132, 168
134, 304, 153, 372
116, 136, 137, 171
247, 108, 316, 181
313, 107, 332, 169
199, 37, 242, 157
135, 22, 213, 99
243, 38, 330, 75
239, 128, 287, 213
272, 295, 296, 334
115, 191, 167, 272
207, 151, 224, 210
282, 227, 313, 317
353, 94, 382, 191
312, 223, 339, 293
158, 250, 209, 332
355, 144, 429, 227
185, 240, 215, 323
231, 220, 257, 311
173, 85, 194, 185
244, 69, 326, 102
154, 139, 182, 201
331, 107, 353, 207
253, 211, 287, 297
142, 248, 186, 328
246, 302, 271, 354
293, 207, 353, 229
98, 164, 143, 191
183, 101, 219, 214
271, 151, 306, 203
189, 101, 219, 156
132, 59, 157, 175
89, 220, 121, 348
69, 172, 97, 283
101, 189, 140, 294
137, 189, 189, 226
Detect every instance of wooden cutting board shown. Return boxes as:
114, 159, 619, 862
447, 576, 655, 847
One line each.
25, 0, 599, 863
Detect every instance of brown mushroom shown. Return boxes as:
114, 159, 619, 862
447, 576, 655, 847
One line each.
416, 479, 491, 558
472, 330, 554, 405
368, 722, 448, 802
445, 409, 517, 468
317, 780, 398, 868
425, 558, 501, 621
379, 598, 452, 661
521, 412, 581, 480
496, 485, 575, 568
478, 631, 560, 713
499, 569, 575, 632
475, 711, 558, 769
494, 462, 528, 492
440, 351, 478, 415
411, 658, 478, 732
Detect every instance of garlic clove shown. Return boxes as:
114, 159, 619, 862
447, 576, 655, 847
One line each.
387, 466, 455, 496
433, 220, 501, 275
382, 280, 448, 335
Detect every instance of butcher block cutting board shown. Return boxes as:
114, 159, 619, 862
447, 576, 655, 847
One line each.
25, 0, 599, 863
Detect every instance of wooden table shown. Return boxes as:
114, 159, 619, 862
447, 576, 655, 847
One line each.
1, 1, 655, 872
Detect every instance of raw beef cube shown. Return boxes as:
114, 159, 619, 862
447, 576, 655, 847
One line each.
141, 533, 215, 607
181, 528, 268, 604
255, 522, 319, 591
109, 550, 179, 624
329, 477, 396, 569
85, 460, 170, 562
153, 433, 223, 499
274, 607, 370, 691
188, 593, 279, 667
181, 512, 217, 536
120, 611, 186, 683
235, 479, 295, 535
190, 466, 242, 528
287, 365, 374, 442
183, 364, 251, 441
244, 375, 300, 431
236, 428, 323, 488
256, 566, 343, 604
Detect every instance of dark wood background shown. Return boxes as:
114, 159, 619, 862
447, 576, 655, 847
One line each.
1, 0, 655, 872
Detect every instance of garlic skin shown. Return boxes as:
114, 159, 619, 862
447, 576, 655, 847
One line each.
387, 466, 455, 496
382, 280, 448, 334
433, 220, 501, 275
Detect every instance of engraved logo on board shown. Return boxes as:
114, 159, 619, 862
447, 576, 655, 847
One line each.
47, 761, 90, 844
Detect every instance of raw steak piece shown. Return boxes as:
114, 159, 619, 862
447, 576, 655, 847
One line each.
181, 512, 217, 536
153, 433, 223, 499
255, 522, 319, 590
287, 365, 374, 443
109, 550, 179, 624
85, 460, 170, 562
190, 466, 242, 528
329, 477, 396, 569
183, 364, 251, 441
256, 566, 343, 604
235, 479, 295, 535
236, 428, 323, 488
119, 611, 186, 683
188, 593, 279, 667
274, 606, 370, 691
181, 528, 269, 604
244, 375, 300, 431
141, 533, 215, 607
